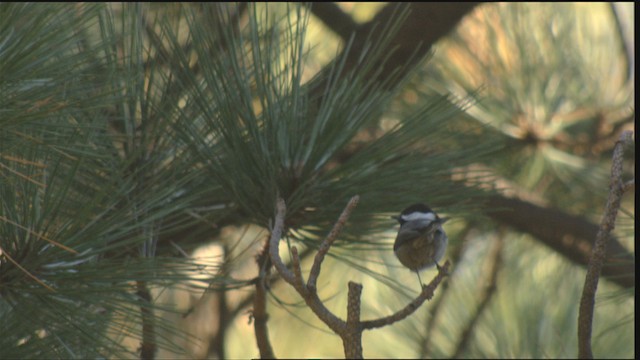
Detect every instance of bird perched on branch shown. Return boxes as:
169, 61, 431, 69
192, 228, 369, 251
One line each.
393, 203, 449, 287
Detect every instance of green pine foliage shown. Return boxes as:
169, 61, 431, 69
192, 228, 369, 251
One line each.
1, 3, 494, 357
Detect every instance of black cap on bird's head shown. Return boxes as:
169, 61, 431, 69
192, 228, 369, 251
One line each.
392, 203, 437, 225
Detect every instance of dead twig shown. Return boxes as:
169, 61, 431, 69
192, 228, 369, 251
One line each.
577, 130, 634, 359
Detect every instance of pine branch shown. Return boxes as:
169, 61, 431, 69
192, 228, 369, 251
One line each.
486, 195, 634, 289
307, 3, 359, 42
308, 2, 482, 95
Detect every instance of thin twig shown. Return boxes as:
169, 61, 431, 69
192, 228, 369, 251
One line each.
268, 198, 344, 334
577, 130, 633, 359
307, 196, 360, 291
361, 261, 451, 330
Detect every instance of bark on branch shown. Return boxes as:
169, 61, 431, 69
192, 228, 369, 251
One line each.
577, 131, 634, 359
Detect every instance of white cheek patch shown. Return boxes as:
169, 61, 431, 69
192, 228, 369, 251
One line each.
401, 212, 436, 222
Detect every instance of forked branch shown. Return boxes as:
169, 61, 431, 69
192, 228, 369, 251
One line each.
268, 196, 449, 358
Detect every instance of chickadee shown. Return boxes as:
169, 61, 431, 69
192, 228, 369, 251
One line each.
392, 203, 449, 287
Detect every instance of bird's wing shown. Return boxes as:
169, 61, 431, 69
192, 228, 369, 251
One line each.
394, 218, 443, 247
394, 223, 431, 250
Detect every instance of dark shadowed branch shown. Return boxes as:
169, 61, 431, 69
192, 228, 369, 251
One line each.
136, 280, 157, 360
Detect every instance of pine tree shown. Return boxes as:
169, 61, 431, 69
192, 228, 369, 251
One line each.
0, 3, 633, 358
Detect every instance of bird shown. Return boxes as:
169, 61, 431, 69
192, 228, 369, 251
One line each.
393, 203, 449, 287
